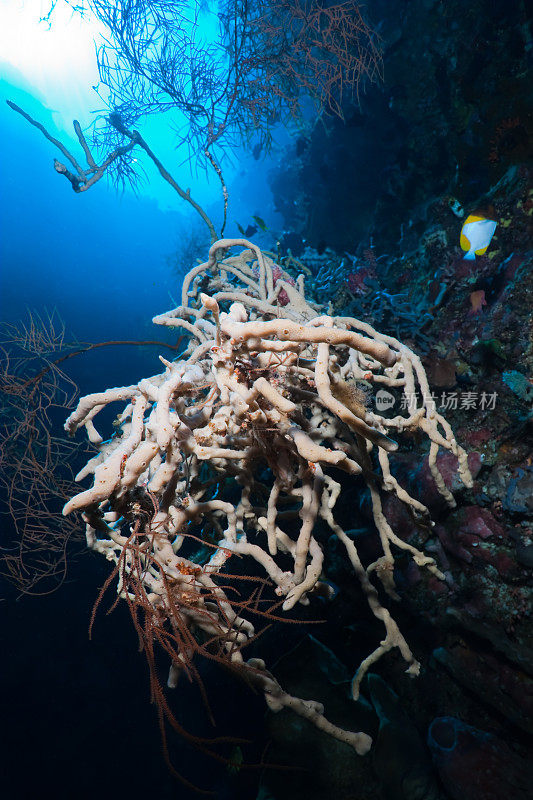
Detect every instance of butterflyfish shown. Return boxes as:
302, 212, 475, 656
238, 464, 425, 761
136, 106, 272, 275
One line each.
460, 214, 497, 260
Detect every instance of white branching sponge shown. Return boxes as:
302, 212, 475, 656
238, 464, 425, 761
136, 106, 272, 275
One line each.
63, 238, 472, 757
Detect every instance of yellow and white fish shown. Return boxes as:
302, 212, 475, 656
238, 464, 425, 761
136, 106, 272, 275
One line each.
460, 213, 497, 260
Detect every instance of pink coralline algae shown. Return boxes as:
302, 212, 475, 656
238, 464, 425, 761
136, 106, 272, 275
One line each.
456, 506, 506, 540
251, 263, 295, 305
436, 506, 520, 580
272, 264, 295, 305
347, 268, 371, 295
346, 251, 377, 295
411, 450, 482, 513
456, 427, 492, 448
428, 451, 482, 491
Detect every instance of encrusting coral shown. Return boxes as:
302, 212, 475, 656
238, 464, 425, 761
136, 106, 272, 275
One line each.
62, 238, 472, 760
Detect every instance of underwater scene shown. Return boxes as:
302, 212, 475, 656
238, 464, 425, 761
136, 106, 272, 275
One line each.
0, 1, 531, 798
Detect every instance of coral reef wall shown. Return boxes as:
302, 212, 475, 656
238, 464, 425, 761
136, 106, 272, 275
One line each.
270, 0, 531, 252
262, 2, 532, 799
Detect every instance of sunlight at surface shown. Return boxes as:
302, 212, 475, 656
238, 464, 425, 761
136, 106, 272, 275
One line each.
0, 0, 103, 130
0, 0, 274, 220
